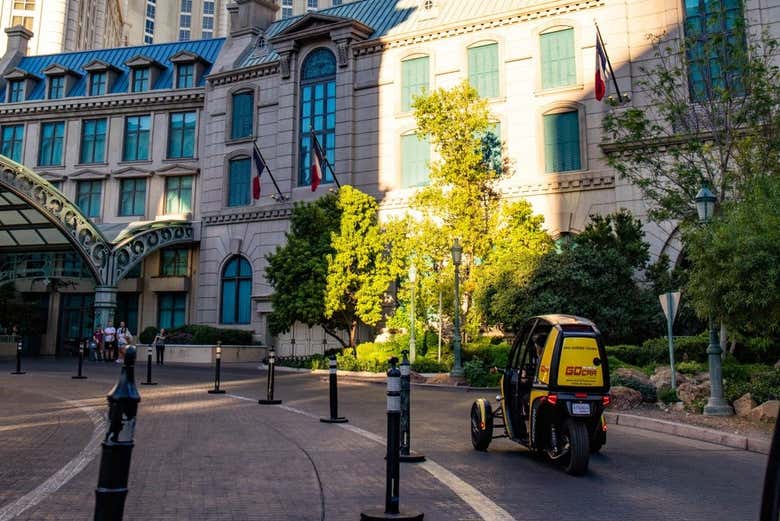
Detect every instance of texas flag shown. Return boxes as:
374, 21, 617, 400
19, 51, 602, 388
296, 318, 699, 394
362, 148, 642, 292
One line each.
595, 34, 608, 101
252, 143, 265, 200
310, 132, 325, 192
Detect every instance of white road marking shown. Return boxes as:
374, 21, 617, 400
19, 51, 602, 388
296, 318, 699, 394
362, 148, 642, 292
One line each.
225, 395, 517, 521
0, 398, 106, 521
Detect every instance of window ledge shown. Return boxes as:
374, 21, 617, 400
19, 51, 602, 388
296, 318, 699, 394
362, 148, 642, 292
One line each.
35, 165, 65, 170
117, 160, 153, 166
535, 84, 584, 97
226, 136, 255, 146
163, 157, 198, 163
77, 161, 109, 167
485, 96, 507, 104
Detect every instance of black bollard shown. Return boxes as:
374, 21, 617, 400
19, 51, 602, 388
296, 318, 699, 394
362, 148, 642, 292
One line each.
258, 347, 282, 405
73, 340, 88, 379
399, 352, 425, 463
207, 342, 225, 394
141, 346, 157, 386
11, 338, 24, 375
320, 355, 348, 423
94, 346, 140, 521
360, 357, 423, 521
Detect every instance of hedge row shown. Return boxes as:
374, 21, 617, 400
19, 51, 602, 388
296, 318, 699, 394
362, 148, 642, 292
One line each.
139, 325, 254, 346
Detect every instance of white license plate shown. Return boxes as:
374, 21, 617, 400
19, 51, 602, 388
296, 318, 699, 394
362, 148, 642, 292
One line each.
572, 403, 591, 415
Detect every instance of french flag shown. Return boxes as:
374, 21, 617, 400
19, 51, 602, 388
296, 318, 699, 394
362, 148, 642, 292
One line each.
252, 143, 265, 200
595, 34, 608, 101
310, 132, 325, 192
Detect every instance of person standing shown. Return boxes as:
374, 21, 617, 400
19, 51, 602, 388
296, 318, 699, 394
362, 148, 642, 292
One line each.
116, 321, 132, 364
153, 328, 167, 365
92, 326, 104, 361
103, 321, 116, 362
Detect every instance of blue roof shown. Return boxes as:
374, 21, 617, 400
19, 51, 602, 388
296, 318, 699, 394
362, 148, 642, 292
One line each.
3, 38, 225, 102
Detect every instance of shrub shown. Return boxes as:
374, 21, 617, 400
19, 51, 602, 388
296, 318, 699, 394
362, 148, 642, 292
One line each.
736, 337, 780, 364
139, 326, 158, 344
725, 367, 780, 404
641, 333, 709, 363
658, 387, 678, 403
606, 344, 664, 367
462, 339, 510, 369
611, 374, 657, 402
464, 359, 501, 388
411, 356, 450, 373
138, 324, 255, 346
676, 361, 706, 375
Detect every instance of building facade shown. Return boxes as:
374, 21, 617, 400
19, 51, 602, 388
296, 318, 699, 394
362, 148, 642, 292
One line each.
0, 0, 125, 56
0, 29, 224, 355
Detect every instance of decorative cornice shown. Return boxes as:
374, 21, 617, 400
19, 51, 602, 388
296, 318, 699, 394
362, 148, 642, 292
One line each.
207, 63, 279, 86
203, 206, 293, 226
0, 91, 205, 117
353, 0, 605, 56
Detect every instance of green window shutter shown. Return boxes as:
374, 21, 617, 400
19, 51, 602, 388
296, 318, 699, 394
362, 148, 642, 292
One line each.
468, 43, 499, 98
231, 92, 254, 139
228, 157, 251, 207
401, 134, 430, 188
540, 28, 575, 89
544, 111, 581, 173
401, 56, 429, 112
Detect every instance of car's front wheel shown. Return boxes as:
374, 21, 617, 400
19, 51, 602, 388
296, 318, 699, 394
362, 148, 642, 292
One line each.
470, 400, 493, 451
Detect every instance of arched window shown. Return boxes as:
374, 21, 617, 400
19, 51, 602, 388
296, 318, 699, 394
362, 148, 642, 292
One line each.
299, 48, 336, 187
220, 256, 252, 324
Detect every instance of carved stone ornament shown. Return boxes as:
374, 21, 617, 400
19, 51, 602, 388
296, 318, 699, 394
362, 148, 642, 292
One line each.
336, 39, 350, 68
279, 51, 293, 79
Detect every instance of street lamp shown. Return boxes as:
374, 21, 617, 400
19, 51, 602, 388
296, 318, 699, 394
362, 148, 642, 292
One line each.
450, 238, 464, 377
408, 263, 417, 364
695, 185, 734, 416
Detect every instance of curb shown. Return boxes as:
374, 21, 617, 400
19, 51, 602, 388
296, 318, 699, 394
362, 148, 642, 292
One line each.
605, 411, 771, 455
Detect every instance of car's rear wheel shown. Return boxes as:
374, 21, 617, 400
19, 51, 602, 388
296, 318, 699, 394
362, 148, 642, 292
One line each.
470, 400, 493, 451
590, 422, 606, 454
560, 418, 590, 475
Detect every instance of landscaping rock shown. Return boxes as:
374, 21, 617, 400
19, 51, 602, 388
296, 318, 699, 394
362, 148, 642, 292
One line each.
695, 371, 710, 383
748, 400, 780, 423
774, 359, 780, 369
614, 367, 652, 386
609, 386, 643, 410
650, 367, 688, 390
676, 381, 710, 405
734, 393, 757, 417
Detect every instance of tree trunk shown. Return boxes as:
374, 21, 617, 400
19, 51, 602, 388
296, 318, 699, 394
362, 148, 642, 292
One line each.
323, 327, 347, 349
349, 320, 358, 355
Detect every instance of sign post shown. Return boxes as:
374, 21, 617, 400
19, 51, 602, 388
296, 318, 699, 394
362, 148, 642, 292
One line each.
659, 291, 681, 389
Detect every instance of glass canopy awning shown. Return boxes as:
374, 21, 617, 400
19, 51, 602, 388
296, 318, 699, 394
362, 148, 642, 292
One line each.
0, 188, 71, 250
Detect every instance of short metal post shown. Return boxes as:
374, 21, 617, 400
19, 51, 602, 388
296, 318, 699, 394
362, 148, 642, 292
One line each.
93, 346, 140, 521
399, 352, 425, 463
360, 357, 423, 521
11, 338, 24, 375
259, 347, 282, 405
73, 340, 88, 379
320, 355, 348, 423
207, 342, 225, 394
141, 346, 157, 386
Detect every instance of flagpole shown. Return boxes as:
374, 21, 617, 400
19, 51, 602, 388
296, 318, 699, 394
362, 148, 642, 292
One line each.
253, 142, 288, 201
310, 129, 342, 189
595, 22, 624, 103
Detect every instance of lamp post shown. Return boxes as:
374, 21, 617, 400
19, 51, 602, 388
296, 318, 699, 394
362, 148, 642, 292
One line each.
408, 264, 417, 364
450, 239, 464, 377
695, 185, 733, 416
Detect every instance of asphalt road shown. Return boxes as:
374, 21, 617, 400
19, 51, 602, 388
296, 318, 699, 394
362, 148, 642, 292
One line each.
0, 359, 768, 521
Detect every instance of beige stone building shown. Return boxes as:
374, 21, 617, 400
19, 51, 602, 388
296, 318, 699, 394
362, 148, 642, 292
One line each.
0, 0, 125, 56
197, 0, 780, 355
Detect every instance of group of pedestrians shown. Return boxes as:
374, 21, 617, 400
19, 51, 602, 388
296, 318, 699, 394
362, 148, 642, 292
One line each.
88, 322, 168, 365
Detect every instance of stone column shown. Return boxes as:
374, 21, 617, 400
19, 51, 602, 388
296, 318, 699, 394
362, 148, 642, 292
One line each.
94, 285, 118, 330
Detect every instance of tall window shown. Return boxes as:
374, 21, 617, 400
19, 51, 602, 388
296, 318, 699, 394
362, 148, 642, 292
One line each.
543, 110, 581, 173
231, 91, 254, 139
167, 111, 196, 159
123, 115, 151, 161
48, 76, 65, 99
684, 0, 745, 100
176, 63, 194, 88
220, 256, 251, 324
1, 125, 24, 162
38, 121, 65, 166
132, 68, 150, 92
119, 178, 146, 216
8, 80, 24, 102
281, 0, 293, 18
468, 42, 499, 98
160, 248, 188, 277
401, 56, 429, 112
228, 156, 251, 207
90, 72, 107, 96
299, 48, 336, 187
307, 0, 318, 10
11, 16, 33, 31
401, 133, 430, 188
158, 292, 186, 329
80, 118, 106, 164
540, 28, 576, 89
165, 176, 192, 214
77, 180, 102, 218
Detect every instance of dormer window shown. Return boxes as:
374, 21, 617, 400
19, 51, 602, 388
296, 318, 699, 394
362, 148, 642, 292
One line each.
89, 72, 107, 96
48, 76, 64, 99
176, 63, 194, 89
132, 67, 150, 92
8, 80, 24, 102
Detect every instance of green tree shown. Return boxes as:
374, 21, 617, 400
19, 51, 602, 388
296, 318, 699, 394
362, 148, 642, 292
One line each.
602, 18, 780, 222
265, 194, 349, 346
325, 186, 397, 348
